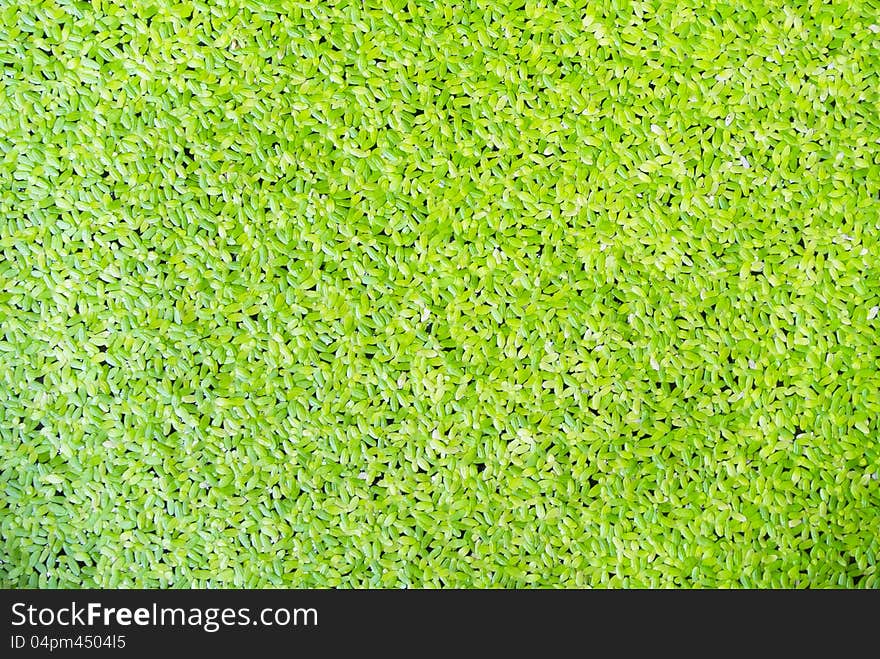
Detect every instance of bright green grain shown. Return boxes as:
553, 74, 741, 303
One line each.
1, 0, 879, 588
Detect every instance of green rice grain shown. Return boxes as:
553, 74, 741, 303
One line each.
1, 0, 878, 588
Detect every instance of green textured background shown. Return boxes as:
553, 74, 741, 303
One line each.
1, 0, 879, 587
